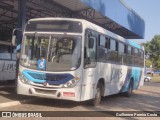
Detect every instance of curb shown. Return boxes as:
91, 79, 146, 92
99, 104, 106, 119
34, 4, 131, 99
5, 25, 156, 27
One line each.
0, 99, 36, 109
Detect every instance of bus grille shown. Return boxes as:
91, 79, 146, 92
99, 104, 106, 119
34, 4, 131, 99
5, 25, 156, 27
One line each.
46, 75, 67, 81
27, 72, 67, 81
28, 73, 46, 80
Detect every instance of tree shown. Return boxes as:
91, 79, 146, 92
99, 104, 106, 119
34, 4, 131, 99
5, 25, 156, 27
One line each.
145, 59, 152, 68
142, 35, 160, 69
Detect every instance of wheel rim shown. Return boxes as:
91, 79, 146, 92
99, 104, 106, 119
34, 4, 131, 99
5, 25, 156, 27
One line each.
145, 78, 149, 81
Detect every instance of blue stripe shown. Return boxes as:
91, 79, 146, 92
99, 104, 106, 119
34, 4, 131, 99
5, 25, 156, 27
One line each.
127, 40, 141, 49
16, 44, 21, 51
120, 67, 142, 92
22, 70, 74, 85
131, 67, 142, 89
22, 70, 46, 83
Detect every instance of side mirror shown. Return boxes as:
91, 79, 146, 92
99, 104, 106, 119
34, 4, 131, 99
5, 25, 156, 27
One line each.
11, 28, 22, 46
12, 35, 16, 46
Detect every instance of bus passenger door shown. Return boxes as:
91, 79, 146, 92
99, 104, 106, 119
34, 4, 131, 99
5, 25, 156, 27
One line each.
81, 33, 97, 101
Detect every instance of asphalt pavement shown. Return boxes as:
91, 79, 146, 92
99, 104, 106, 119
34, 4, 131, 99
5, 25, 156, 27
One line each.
0, 81, 35, 108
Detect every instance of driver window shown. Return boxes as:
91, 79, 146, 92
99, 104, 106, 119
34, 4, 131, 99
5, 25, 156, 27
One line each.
84, 32, 97, 68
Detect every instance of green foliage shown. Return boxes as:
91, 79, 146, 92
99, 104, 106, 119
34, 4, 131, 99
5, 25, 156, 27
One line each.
156, 58, 160, 69
145, 59, 152, 68
143, 35, 160, 69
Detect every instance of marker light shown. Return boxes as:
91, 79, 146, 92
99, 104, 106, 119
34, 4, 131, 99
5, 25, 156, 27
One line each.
18, 72, 30, 84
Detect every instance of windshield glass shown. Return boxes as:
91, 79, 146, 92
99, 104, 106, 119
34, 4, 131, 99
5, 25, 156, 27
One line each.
20, 34, 82, 71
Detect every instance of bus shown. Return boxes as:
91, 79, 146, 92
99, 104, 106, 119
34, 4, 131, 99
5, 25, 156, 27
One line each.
0, 41, 16, 81
15, 18, 144, 105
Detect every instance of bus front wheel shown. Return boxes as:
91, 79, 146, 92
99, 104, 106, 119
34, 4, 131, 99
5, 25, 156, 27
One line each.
92, 83, 102, 106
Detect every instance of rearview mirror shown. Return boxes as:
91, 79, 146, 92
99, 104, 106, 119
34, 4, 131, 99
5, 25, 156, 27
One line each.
12, 35, 16, 46
11, 28, 22, 46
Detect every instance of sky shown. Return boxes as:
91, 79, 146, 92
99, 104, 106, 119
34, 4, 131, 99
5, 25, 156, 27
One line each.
123, 0, 160, 43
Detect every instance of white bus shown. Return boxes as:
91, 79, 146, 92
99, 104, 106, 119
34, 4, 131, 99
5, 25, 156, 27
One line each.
0, 41, 16, 81
16, 18, 144, 105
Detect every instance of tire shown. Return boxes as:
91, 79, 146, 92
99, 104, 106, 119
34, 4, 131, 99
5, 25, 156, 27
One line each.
144, 78, 149, 82
124, 80, 133, 97
92, 83, 102, 106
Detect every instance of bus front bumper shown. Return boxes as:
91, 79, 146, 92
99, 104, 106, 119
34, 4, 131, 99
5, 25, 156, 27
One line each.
17, 79, 81, 101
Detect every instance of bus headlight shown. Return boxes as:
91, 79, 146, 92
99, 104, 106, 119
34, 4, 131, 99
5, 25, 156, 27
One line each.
63, 77, 80, 88
18, 72, 30, 85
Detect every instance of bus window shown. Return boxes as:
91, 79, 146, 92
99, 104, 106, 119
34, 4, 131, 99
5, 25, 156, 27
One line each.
139, 50, 144, 67
0, 43, 11, 60
134, 48, 139, 66
110, 39, 116, 51
118, 42, 127, 64
84, 34, 97, 68
99, 35, 106, 48
107, 39, 118, 62
21, 34, 82, 71
98, 35, 108, 61
127, 46, 134, 65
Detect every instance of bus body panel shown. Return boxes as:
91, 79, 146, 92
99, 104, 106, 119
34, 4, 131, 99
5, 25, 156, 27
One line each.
80, 62, 144, 101
0, 60, 16, 81
0, 41, 16, 81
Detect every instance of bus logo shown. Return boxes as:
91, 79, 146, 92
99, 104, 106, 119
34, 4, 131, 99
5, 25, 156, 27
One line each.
43, 82, 48, 86
37, 59, 46, 70
39, 61, 45, 68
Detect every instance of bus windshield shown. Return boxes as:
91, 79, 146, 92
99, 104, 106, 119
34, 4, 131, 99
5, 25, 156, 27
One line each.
20, 34, 82, 71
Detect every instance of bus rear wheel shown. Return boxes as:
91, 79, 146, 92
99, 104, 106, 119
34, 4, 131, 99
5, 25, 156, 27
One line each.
92, 83, 102, 106
124, 80, 133, 97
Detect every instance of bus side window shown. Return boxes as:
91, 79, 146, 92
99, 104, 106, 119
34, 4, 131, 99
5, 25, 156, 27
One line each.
118, 42, 127, 64
98, 35, 109, 62
107, 39, 118, 62
84, 33, 97, 68
0, 44, 11, 60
